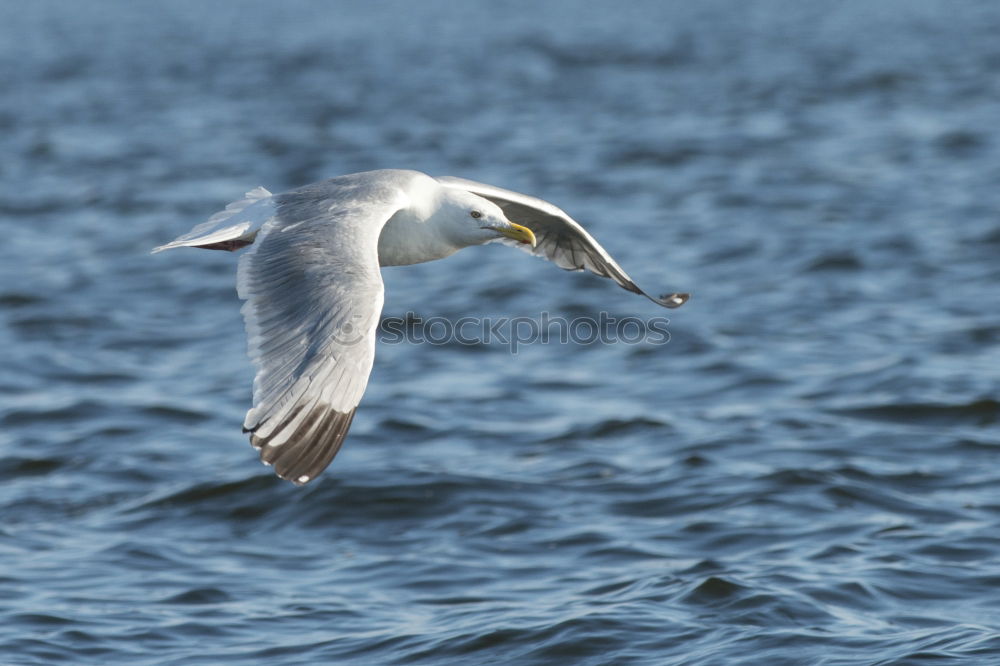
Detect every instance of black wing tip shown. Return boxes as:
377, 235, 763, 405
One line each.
250, 406, 357, 486
652, 292, 690, 308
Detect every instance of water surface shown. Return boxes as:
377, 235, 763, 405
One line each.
2, 1, 999, 663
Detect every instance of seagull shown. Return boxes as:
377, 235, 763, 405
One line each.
153, 169, 688, 485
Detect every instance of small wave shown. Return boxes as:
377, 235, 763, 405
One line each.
935, 129, 987, 156
528, 39, 693, 69
9, 314, 104, 335
0, 401, 212, 427
377, 416, 437, 434
158, 587, 232, 605
0, 291, 45, 307
139, 404, 213, 424
803, 580, 883, 611
839, 68, 917, 94
681, 575, 751, 604
543, 416, 672, 443
833, 399, 1000, 427
1, 400, 103, 426
130, 475, 278, 511
803, 251, 864, 272
0, 456, 64, 476
606, 143, 704, 168
824, 482, 961, 522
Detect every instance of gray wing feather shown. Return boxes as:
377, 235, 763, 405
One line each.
236, 177, 407, 484
436, 176, 688, 308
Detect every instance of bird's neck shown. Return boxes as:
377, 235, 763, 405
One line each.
377, 207, 461, 267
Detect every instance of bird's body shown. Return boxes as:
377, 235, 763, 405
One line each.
154, 169, 687, 484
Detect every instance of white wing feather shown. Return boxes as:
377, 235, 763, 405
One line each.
436, 176, 688, 308
151, 187, 274, 253
236, 176, 409, 484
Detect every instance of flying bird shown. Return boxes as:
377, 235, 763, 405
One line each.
153, 169, 688, 485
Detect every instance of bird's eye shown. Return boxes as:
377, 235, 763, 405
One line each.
470, 210, 482, 219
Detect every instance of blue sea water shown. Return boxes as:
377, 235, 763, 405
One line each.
2, 1, 999, 663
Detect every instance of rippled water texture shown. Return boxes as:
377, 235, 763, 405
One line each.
2, 1, 1000, 663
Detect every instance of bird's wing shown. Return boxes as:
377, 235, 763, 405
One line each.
236, 180, 408, 484
436, 176, 688, 308
151, 187, 274, 253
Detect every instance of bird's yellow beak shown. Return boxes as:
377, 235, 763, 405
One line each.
499, 222, 537, 247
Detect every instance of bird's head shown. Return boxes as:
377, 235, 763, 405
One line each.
439, 189, 536, 249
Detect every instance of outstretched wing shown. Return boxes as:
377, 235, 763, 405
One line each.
237, 179, 408, 484
436, 176, 688, 308
152, 187, 274, 253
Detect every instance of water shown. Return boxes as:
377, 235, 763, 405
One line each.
2, 1, 999, 663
